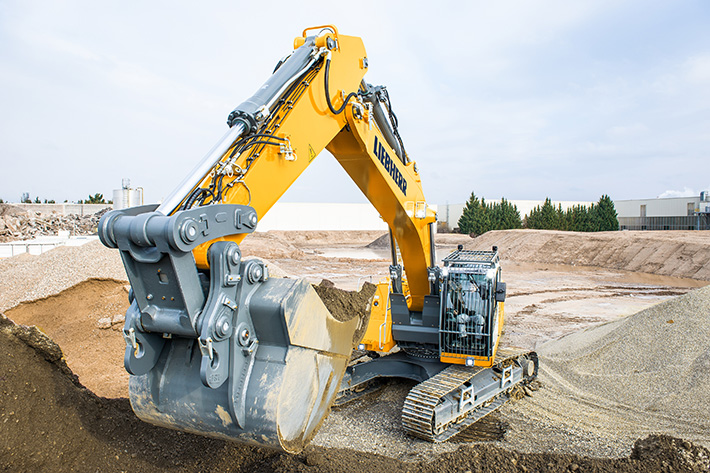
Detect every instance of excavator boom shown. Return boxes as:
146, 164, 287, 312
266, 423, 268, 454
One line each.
165, 27, 436, 311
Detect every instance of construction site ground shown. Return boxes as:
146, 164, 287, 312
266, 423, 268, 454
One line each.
1, 228, 710, 472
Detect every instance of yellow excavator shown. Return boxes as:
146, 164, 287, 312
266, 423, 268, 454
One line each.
98, 25, 537, 453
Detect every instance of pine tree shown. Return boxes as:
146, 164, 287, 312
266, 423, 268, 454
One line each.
538, 198, 557, 230
525, 205, 541, 229
475, 197, 492, 235
458, 192, 481, 235
523, 196, 616, 232
500, 198, 522, 229
556, 203, 567, 231
459, 193, 523, 234
595, 194, 618, 231
565, 205, 585, 232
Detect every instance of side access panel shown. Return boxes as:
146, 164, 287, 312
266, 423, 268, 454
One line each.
390, 294, 439, 345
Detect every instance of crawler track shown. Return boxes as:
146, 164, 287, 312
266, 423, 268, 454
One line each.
402, 348, 538, 441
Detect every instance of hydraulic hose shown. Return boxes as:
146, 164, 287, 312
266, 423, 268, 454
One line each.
324, 58, 357, 115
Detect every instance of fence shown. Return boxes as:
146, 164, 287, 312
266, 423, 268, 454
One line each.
618, 215, 710, 231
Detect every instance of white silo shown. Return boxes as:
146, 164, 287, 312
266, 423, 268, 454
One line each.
113, 178, 144, 210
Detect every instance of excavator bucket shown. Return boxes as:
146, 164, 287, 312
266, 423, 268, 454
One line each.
129, 277, 357, 452
98, 204, 358, 453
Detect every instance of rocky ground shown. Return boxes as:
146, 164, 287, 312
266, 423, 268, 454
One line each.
0, 203, 107, 243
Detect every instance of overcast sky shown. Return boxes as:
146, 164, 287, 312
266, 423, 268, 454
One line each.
1, 1, 708, 206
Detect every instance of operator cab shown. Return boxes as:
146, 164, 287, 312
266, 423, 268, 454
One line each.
439, 248, 506, 364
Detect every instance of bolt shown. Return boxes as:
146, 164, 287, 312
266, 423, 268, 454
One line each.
228, 246, 241, 265
238, 327, 251, 346
147, 294, 153, 300
180, 219, 199, 243
215, 317, 231, 339
247, 263, 263, 283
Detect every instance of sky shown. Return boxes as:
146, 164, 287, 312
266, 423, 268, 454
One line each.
1, 1, 708, 206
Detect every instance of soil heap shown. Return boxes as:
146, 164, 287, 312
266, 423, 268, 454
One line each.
5, 278, 131, 398
365, 233, 390, 249
313, 280, 377, 346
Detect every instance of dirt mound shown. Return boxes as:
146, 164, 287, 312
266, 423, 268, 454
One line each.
5, 278, 130, 398
365, 233, 390, 249
240, 232, 306, 259
506, 285, 710, 451
2, 276, 375, 397
470, 229, 710, 280
2, 315, 709, 472
0, 314, 272, 472
313, 280, 377, 345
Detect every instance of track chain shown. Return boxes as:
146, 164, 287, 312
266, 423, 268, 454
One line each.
401, 348, 537, 442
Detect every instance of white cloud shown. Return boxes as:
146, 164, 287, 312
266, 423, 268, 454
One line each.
684, 54, 710, 83
657, 187, 698, 199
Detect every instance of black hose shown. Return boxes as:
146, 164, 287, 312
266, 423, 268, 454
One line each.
324, 58, 357, 115
181, 187, 208, 211
381, 88, 408, 162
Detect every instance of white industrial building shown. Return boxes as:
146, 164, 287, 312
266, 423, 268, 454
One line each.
615, 192, 710, 230
257, 202, 391, 231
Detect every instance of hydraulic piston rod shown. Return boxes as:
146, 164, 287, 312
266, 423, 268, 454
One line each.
157, 123, 246, 215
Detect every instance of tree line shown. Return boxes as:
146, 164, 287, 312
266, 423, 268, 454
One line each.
457, 193, 618, 235
10, 192, 110, 205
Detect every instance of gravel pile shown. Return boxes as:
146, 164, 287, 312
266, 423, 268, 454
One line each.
0, 204, 108, 242
501, 285, 710, 455
365, 233, 390, 249
313, 381, 465, 461
0, 240, 126, 311
0, 239, 295, 312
